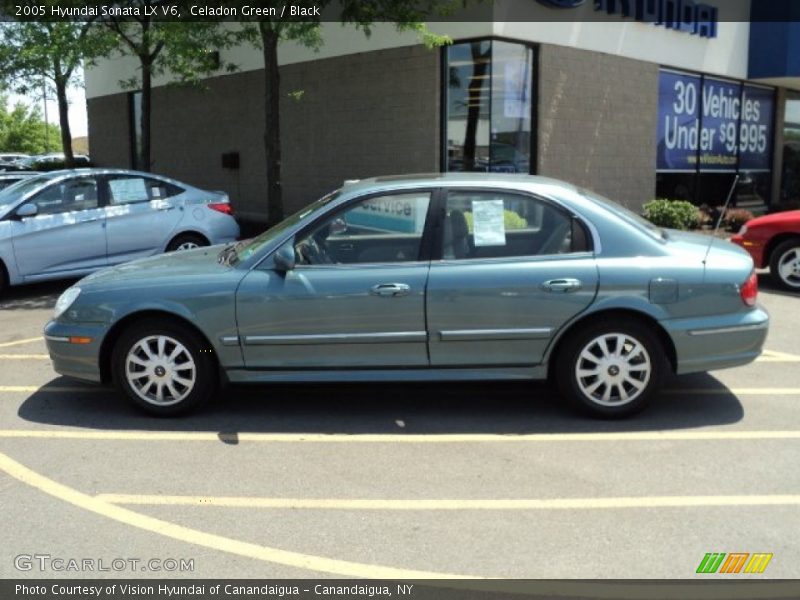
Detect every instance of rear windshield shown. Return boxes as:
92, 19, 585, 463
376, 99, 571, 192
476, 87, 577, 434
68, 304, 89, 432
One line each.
580, 188, 665, 241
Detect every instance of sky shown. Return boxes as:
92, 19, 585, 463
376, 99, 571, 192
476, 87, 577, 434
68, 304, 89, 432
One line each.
8, 82, 88, 139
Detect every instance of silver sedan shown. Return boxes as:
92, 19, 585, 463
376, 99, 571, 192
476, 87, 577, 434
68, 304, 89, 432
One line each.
0, 168, 239, 292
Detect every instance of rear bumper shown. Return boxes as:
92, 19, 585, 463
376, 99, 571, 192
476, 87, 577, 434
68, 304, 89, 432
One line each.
662, 307, 769, 374
44, 320, 105, 383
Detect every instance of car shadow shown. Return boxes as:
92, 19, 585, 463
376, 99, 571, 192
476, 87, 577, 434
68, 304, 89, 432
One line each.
757, 272, 799, 298
0, 279, 79, 311
17, 372, 744, 437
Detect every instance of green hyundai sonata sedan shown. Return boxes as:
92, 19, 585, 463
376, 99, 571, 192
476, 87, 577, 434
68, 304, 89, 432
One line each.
44, 174, 768, 417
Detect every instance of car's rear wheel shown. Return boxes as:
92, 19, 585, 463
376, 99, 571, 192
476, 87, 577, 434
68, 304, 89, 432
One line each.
167, 233, 208, 252
769, 238, 800, 292
112, 319, 217, 416
555, 319, 666, 418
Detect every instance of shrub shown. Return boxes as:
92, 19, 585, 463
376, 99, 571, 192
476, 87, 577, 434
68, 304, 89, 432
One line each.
642, 199, 698, 230
723, 208, 755, 232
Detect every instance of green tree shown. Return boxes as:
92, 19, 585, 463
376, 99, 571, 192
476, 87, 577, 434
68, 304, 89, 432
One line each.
0, 7, 113, 166
238, 2, 456, 225
101, 3, 239, 171
0, 94, 61, 154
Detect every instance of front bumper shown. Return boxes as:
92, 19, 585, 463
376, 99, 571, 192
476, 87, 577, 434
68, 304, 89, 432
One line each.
44, 320, 107, 383
662, 306, 770, 375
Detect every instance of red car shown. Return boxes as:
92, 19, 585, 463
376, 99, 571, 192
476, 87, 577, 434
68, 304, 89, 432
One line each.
731, 210, 800, 291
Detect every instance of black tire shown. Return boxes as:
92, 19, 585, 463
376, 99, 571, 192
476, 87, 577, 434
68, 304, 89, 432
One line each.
768, 238, 800, 292
166, 233, 208, 252
555, 318, 667, 418
111, 318, 217, 416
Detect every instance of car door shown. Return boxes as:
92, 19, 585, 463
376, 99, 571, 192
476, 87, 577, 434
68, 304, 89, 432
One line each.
426, 189, 599, 366
102, 174, 184, 263
10, 175, 107, 279
235, 190, 434, 369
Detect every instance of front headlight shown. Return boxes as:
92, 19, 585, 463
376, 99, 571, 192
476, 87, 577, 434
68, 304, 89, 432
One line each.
54, 287, 81, 319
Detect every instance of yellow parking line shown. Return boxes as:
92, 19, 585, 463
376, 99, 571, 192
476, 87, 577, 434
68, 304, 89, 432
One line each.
0, 354, 49, 360
0, 336, 43, 348
0, 452, 473, 579
757, 350, 800, 362
96, 493, 800, 511
1, 429, 800, 443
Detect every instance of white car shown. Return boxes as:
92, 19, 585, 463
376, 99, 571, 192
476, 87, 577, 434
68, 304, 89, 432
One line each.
0, 169, 239, 292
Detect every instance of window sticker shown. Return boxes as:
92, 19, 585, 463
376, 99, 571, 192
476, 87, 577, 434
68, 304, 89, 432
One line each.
109, 178, 148, 203
472, 199, 506, 246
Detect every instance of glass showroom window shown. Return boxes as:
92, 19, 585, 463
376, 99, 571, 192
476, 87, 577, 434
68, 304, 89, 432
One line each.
781, 93, 800, 205
655, 69, 776, 209
444, 40, 534, 174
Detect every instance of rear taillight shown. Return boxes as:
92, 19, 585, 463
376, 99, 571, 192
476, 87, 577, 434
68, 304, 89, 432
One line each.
208, 202, 233, 216
740, 271, 758, 307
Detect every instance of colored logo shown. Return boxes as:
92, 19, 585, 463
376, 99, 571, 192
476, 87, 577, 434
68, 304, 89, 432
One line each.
697, 553, 773, 574
535, 0, 586, 8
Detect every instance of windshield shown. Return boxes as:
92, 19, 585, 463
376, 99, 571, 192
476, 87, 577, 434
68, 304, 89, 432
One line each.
228, 190, 341, 264
580, 188, 665, 241
0, 174, 52, 210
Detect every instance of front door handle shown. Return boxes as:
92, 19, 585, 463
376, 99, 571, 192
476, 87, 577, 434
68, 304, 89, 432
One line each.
542, 278, 582, 293
370, 283, 411, 297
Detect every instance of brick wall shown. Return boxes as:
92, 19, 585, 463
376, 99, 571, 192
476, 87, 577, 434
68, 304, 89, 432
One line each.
537, 44, 659, 210
87, 45, 440, 222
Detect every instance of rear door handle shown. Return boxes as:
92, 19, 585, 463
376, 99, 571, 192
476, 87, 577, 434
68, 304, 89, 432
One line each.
542, 278, 582, 293
370, 283, 411, 297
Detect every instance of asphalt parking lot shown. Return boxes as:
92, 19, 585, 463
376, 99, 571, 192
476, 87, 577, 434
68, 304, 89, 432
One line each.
0, 275, 798, 579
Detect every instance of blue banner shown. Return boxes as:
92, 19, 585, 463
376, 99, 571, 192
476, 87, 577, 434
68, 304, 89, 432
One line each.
698, 77, 741, 172
657, 70, 775, 174
739, 86, 774, 171
657, 71, 701, 172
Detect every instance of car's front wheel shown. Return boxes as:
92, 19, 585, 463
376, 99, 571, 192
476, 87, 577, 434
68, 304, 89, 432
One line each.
112, 319, 217, 416
555, 319, 666, 418
167, 233, 208, 252
769, 238, 800, 292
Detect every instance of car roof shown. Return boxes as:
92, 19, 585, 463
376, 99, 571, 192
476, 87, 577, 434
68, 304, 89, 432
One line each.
341, 172, 580, 195
23, 168, 188, 185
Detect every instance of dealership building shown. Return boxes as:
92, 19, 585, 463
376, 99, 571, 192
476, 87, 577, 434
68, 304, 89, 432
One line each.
84, 0, 800, 222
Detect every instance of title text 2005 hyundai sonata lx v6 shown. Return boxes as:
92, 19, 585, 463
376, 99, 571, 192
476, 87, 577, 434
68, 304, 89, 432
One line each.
44, 174, 768, 418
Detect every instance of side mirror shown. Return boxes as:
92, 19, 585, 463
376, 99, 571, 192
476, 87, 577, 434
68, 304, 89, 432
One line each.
273, 241, 296, 273
15, 203, 38, 219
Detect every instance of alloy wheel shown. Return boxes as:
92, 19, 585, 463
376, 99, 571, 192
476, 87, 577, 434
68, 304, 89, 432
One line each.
125, 335, 196, 406
574, 333, 652, 406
